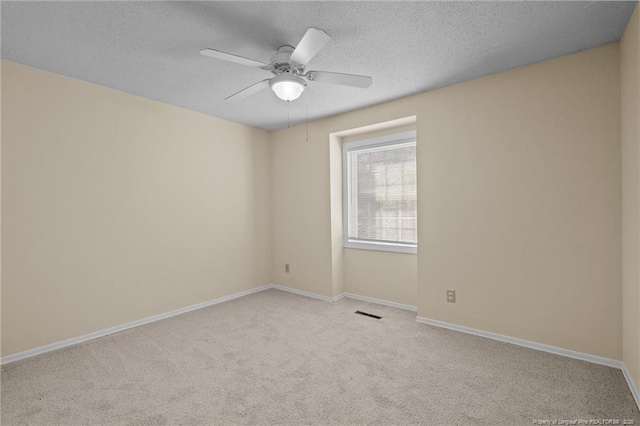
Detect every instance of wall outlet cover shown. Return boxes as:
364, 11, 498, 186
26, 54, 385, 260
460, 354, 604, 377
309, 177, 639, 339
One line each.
447, 290, 456, 303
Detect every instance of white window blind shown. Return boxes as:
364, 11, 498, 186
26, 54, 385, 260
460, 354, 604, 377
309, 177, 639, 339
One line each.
343, 131, 417, 254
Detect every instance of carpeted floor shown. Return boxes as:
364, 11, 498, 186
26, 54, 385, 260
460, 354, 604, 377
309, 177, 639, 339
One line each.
1, 288, 638, 425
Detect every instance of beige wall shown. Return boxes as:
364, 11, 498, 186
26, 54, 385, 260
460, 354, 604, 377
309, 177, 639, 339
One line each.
329, 132, 345, 298
0, 56, 3, 359
271, 44, 622, 360
1, 61, 272, 357
344, 250, 417, 306
270, 124, 335, 296
418, 44, 621, 360
622, 5, 640, 393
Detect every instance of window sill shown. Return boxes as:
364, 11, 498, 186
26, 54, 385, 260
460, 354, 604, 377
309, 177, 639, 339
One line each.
344, 241, 417, 255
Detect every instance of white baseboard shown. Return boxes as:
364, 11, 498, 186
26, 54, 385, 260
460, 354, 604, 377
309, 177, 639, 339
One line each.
270, 284, 337, 302
269, 285, 417, 311
269, 286, 417, 310
415, 316, 622, 369
1, 284, 272, 365
622, 364, 640, 410
343, 292, 417, 312
332, 293, 345, 302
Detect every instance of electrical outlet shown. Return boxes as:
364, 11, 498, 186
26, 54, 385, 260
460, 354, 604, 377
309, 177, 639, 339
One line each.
285, 264, 290, 273
447, 290, 456, 303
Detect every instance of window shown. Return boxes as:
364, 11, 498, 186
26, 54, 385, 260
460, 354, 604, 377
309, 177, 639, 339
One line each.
343, 131, 417, 254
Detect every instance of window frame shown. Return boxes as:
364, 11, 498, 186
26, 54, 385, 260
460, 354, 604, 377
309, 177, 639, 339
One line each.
342, 130, 418, 255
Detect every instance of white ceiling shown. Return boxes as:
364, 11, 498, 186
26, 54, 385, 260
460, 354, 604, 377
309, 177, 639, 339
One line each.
1, 1, 637, 131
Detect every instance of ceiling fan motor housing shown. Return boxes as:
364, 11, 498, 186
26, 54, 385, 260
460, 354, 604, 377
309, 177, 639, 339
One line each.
271, 45, 303, 75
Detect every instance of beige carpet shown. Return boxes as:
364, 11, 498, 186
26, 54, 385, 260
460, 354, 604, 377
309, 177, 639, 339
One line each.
1, 288, 638, 425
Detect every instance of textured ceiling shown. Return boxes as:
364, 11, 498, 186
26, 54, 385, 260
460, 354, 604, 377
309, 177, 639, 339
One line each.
1, 1, 637, 130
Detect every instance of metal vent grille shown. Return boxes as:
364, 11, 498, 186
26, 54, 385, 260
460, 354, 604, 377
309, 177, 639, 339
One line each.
355, 311, 382, 319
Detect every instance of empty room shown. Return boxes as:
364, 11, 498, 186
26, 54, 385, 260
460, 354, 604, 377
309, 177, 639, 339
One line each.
1, 1, 640, 424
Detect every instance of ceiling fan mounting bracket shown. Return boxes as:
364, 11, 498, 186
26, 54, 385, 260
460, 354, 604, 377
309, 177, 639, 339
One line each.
272, 63, 301, 76
270, 45, 304, 76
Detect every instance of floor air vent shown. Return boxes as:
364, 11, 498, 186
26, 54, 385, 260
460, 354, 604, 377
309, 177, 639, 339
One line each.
355, 311, 382, 319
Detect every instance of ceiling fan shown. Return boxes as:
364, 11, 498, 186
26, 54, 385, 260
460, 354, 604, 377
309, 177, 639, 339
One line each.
200, 28, 373, 102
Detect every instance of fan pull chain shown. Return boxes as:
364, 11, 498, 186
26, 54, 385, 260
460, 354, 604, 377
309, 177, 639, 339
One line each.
287, 101, 290, 129
305, 88, 309, 142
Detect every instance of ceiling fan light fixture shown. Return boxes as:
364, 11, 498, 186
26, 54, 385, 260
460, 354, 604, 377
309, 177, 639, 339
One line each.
270, 74, 305, 102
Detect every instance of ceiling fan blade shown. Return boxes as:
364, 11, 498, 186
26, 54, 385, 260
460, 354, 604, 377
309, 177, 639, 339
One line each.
289, 28, 331, 67
225, 79, 270, 101
307, 71, 373, 88
200, 48, 270, 69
